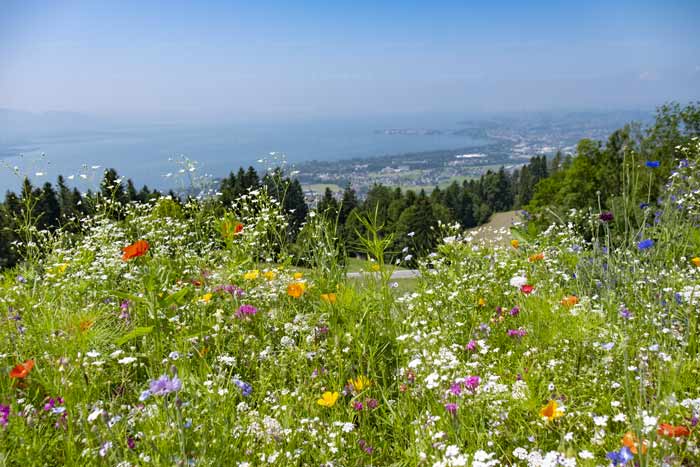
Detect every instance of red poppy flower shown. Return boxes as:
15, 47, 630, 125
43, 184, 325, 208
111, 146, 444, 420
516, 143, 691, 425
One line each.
122, 240, 149, 261
658, 423, 690, 437
10, 359, 34, 379
520, 284, 534, 294
234, 223, 243, 235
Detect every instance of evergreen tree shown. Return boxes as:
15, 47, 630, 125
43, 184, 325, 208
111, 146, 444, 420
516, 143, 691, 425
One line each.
317, 187, 339, 218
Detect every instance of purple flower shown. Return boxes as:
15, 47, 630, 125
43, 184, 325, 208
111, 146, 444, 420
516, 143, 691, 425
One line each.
235, 304, 258, 318
233, 378, 252, 397
507, 328, 527, 338
466, 340, 477, 351
352, 400, 364, 411
465, 376, 481, 391
620, 308, 632, 319
449, 383, 462, 396
599, 211, 614, 222
358, 439, 374, 455
214, 284, 245, 296
127, 437, 136, 449
16, 275, 26, 284
99, 441, 112, 457
444, 402, 458, 415
509, 306, 520, 317
147, 374, 182, 397
366, 398, 379, 409
0, 404, 10, 427
637, 239, 654, 250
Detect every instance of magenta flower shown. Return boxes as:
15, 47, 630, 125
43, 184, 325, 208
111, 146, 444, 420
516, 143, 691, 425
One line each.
465, 375, 481, 391
449, 383, 462, 396
507, 328, 527, 338
235, 304, 258, 318
445, 402, 458, 415
0, 404, 9, 427
352, 400, 364, 411
466, 340, 477, 351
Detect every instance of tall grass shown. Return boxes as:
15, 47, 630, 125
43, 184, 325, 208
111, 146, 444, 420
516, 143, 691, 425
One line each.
1, 138, 700, 466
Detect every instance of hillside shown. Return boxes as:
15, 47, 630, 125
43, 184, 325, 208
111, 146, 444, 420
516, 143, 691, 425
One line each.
1, 137, 699, 465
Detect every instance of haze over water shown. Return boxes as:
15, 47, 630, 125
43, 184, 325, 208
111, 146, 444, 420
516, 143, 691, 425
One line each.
0, 113, 489, 193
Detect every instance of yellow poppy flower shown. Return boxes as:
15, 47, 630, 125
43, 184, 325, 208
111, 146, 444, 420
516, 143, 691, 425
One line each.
317, 391, 339, 407
264, 270, 277, 281
243, 270, 259, 280
293, 272, 304, 279
539, 400, 564, 421
348, 375, 371, 391
320, 293, 337, 304
199, 293, 213, 304
511, 239, 519, 249
692, 257, 700, 267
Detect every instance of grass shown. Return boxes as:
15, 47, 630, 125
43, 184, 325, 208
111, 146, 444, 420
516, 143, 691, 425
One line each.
1, 139, 700, 466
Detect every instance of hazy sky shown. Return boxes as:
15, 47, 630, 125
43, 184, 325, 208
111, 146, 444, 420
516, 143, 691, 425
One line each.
1, 0, 698, 121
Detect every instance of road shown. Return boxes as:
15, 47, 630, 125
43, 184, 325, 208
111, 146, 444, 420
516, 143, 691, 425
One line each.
346, 269, 421, 279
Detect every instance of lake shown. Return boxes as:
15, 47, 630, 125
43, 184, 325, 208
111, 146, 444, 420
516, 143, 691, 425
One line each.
0, 114, 489, 193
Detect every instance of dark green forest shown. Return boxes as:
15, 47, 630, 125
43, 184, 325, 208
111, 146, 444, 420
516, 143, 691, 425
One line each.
1, 102, 698, 269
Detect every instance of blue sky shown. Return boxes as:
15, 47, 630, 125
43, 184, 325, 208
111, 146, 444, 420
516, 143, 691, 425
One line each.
1, 0, 698, 120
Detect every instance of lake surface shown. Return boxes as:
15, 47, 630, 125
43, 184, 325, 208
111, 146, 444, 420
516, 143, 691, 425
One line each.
0, 114, 489, 193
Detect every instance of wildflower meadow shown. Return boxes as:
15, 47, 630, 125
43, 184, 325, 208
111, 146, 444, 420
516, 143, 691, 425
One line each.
2, 137, 700, 467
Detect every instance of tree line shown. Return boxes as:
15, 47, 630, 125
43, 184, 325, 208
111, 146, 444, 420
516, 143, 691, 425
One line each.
1, 101, 697, 269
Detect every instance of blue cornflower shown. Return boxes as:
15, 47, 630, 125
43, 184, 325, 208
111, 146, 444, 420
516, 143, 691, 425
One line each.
606, 446, 633, 465
148, 374, 182, 396
646, 160, 660, 168
637, 239, 654, 250
233, 378, 252, 397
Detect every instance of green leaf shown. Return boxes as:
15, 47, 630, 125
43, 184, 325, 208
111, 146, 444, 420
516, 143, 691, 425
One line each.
115, 326, 153, 346
510, 226, 534, 244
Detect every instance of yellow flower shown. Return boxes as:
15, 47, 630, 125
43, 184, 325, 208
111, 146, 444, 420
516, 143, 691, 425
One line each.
264, 270, 277, 281
316, 391, 339, 407
371, 264, 380, 272
199, 293, 213, 304
293, 272, 304, 280
477, 297, 486, 307
511, 239, 519, 249
320, 293, 337, 304
539, 399, 564, 421
49, 262, 70, 276
287, 282, 306, 298
348, 375, 371, 392
692, 257, 700, 267
243, 270, 259, 280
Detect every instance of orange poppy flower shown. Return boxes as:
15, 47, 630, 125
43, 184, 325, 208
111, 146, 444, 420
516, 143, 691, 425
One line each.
529, 252, 545, 262
539, 399, 564, 421
10, 359, 34, 379
234, 223, 244, 234
79, 319, 94, 332
560, 295, 579, 307
287, 282, 306, 298
122, 240, 149, 261
622, 431, 648, 454
658, 423, 690, 437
